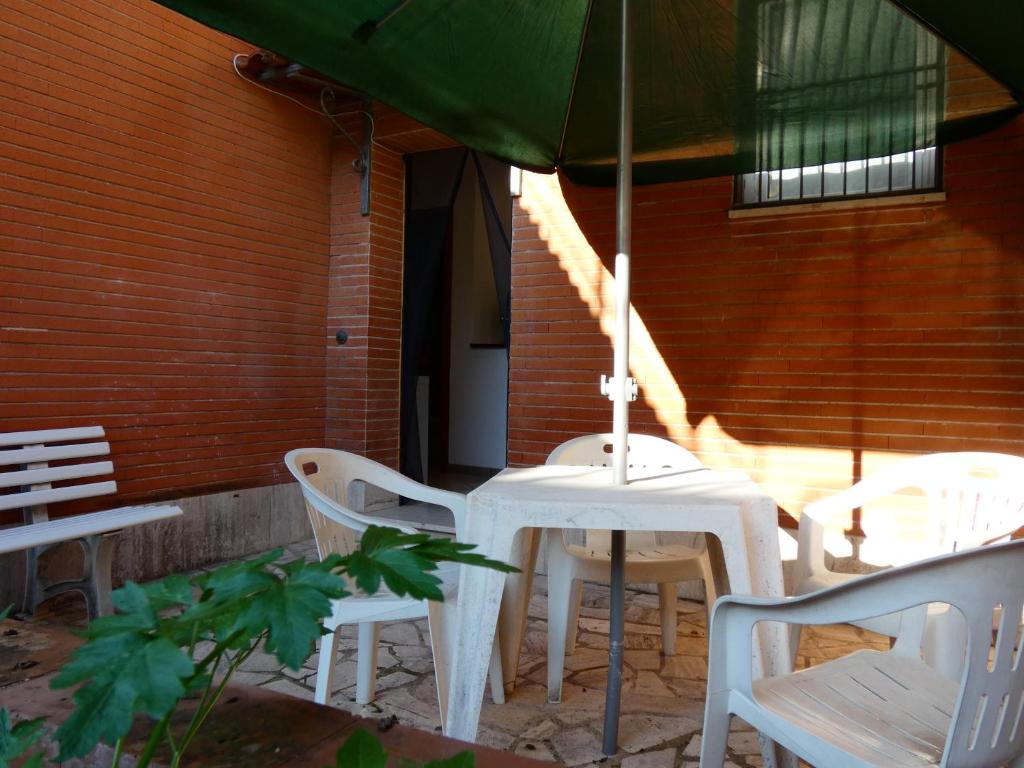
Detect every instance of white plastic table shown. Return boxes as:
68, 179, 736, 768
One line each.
444, 463, 792, 766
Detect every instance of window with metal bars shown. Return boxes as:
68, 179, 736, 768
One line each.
734, 0, 944, 208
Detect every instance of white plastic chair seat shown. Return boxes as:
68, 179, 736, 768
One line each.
564, 542, 706, 582
753, 650, 957, 767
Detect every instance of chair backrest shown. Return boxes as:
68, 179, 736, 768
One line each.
833, 540, 1024, 767
284, 448, 467, 560
545, 433, 703, 471
546, 434, 704, 550
0, 427, 116, 521
806, 452, 1024, 563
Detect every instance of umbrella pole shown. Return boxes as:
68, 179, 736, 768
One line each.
603, 0, 633, 757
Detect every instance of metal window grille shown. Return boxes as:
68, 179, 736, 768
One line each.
735, 0, 943, 208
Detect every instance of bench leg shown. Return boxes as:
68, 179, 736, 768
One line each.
83, 534, 116, 618
25, 533, 117, 620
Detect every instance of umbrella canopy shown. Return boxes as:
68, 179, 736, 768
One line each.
153, 0, 1020, 186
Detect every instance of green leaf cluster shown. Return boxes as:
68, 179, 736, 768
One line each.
46, 525, 514, 766
0, 709, 46, 768
330, 729, 475, 768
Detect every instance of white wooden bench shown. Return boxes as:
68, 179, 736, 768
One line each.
0, 426, 182, 618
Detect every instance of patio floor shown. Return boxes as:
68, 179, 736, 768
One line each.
24, 536, 888, 766
214, 539, 887, 768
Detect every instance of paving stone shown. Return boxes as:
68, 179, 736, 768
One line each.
618, 714, 701, 754
261, 677, 311, 699
660, 655, 707, 681
625, 670, 675, 698
237, 648, 285, 673
578, 617, 661, 636
379, 621, 422, 645
550, 727, 607, 767
522, 719, 559, 740
515, 741, 558, 762
682, 734, 702, 757
624, 649, 662, 671
564, 646, 612, 672
231, 669, 279, 687
620, 747, 676, 768
727, 730, 762, 754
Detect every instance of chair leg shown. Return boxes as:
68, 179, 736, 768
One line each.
565, 579, 584, 655
699, 690, 732, 768
788, 623, 803, 669
426, 600, 451, 730
314, 623, 341, 705
488, 635, 505, 705
699, 551, 719, 626
658, 582, 678, 656
355, 621, 381, 705
546, 531, 576, 703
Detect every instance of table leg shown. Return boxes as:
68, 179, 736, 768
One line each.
716, 524, 795, 768
602, 529, 626, 756
498, 527, 539, 692
445, 523, 517, 742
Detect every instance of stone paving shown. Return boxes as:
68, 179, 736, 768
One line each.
225, 539, 888, 767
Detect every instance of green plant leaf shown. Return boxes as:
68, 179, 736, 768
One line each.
54, 635, 194, 759
343, 525, 518, 602
51, 580, 196, 760
331, 728, 387, 768
234, 559, 349, 669
424, 752, 476, 768
0, 709, 47, 768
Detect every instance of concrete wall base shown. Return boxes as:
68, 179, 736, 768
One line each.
0, 482, 311, 611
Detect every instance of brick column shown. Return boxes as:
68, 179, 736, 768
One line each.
326, 127, 405, 468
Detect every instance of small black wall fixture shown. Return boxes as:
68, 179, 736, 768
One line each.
335, 329, 349, 345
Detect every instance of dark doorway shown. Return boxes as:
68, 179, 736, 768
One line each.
399, 149, 512, 490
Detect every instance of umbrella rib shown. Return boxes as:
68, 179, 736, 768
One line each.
555, 0, 596, 166
353, 0, 417, 42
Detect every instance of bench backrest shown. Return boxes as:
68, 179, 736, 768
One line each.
0, 427, 116, 522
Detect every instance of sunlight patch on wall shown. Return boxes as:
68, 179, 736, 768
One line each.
521, 171, 691, 446
518, 171, 913, 547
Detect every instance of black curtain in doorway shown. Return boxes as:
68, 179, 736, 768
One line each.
472, 152, 513, 349
399, 149, 513, 482
400, 148, 468, 482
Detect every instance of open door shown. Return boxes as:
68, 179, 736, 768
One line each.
399, 149, 511, 490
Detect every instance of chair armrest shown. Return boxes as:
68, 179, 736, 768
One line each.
346, 460, 468, 538
796, 463, 925, 590
709, 568, 934, 694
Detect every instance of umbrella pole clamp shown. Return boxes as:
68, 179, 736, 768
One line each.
599, 374, 637, 402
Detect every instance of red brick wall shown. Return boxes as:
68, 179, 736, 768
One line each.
0, 0, 332, 508
326, 120, 405, 468
509, 117, 1024, 524
324, 106, 455, 468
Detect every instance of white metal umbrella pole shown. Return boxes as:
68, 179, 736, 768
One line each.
601, 0, 635, 755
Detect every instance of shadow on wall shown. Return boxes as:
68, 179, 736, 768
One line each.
510, 117, 1024, 531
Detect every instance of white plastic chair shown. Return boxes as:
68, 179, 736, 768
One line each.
795, 452, 1024, 679
284, 448, 504, 729
544, 433, 716, 702
701, 538, 1024, 768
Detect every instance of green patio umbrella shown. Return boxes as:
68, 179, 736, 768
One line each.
147, 0, 1022, 757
